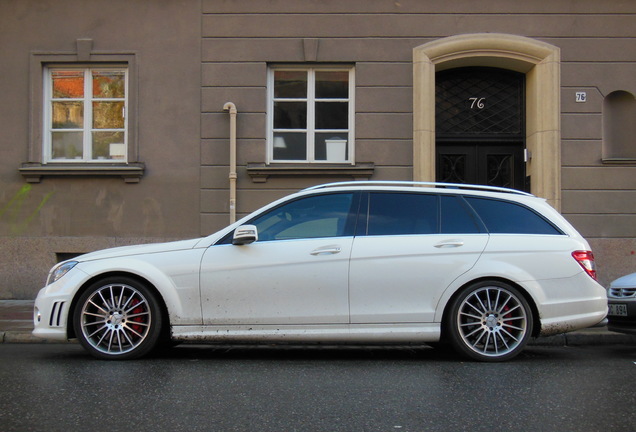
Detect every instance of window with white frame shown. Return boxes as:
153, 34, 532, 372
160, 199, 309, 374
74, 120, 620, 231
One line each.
268, 66, 354, 164
44, 67, 127, 162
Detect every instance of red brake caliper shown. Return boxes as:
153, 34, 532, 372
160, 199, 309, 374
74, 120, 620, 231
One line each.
130, 298, 144, 336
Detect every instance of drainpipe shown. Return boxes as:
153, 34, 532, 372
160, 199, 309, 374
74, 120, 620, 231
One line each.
223, 102, 237, 224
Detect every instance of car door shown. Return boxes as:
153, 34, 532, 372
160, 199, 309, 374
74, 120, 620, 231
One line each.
200, 192, 358, 325
349, 192, 489, 323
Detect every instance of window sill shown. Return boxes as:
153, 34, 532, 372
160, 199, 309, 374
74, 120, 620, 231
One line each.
602, 158, 636, 165
19, 162, 145, 183
246, 162, 375, 183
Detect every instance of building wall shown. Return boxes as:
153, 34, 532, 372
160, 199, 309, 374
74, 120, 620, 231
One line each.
201, 0, 636, 286
0, 0, 635, 298
0, 0, 202, 298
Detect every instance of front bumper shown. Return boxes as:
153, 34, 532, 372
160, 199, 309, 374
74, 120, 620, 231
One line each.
607, 297, 636, 335
32, 287, 72, 342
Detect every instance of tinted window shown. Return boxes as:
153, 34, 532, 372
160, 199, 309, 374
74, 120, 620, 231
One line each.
367, 193, 438, 235
465, 197, 562, 235
441, 196, 483, 234
250, 193, 356, 241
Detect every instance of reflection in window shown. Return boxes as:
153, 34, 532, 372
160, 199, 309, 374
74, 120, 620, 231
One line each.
603, 91, 636, 161
269, 67, 354, 163
46, 67, 127, 162
250, 193, 355, 241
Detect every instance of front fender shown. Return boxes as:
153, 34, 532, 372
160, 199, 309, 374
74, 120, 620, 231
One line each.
75, 248, 204, 325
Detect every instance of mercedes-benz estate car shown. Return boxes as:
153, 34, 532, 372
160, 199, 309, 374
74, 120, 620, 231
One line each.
33, 181, 607, 361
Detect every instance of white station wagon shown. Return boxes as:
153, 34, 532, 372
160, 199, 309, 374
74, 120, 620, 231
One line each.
33, 181, 607, 361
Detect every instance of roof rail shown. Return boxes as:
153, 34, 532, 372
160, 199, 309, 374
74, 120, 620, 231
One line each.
303, 181, 534, 196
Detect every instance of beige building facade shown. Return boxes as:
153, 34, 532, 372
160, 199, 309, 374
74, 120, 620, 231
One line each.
1, 0, 635, 298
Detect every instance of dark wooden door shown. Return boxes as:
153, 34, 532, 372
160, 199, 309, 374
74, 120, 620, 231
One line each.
436, 143, 525, 190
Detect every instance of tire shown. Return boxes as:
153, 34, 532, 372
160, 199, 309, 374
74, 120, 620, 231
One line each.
73, 277, 163, 360
446, 281, 533, 362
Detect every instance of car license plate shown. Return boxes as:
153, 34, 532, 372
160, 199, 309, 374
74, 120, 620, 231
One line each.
608, 304, 628, 317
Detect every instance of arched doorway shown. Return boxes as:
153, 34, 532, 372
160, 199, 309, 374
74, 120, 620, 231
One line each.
436, 67, 527, 191
413, 33, 561, 210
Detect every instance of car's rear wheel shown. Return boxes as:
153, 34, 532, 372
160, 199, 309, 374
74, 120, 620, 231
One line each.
447, 281, 533, 362
73, 277, 162, 360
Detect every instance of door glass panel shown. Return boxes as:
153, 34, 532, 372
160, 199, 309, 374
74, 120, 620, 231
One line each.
367, 193, 438, 235
438, 153, 467, 183
486, 154, 513, 188
436, 67, 524, 137
250, 193, 355, 241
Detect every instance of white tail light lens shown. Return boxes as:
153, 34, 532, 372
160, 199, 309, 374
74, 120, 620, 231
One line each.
572, 250, 597, 280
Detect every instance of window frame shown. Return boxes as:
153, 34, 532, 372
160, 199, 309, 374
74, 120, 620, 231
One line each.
43, 66, 129, 163
267, 65, 355, 165
21, 48, 143, 183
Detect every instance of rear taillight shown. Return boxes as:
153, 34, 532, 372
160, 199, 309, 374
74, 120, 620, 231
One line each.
572, 250, 597, 280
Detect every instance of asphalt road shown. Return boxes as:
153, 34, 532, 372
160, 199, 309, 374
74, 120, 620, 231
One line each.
1, 343, 635, 432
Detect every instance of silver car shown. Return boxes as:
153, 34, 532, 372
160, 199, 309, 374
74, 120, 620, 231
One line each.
607, 272, 636, 335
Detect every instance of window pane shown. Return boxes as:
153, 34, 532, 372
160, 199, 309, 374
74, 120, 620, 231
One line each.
274, 102, 307, 129
367, 193, 438, 236
93, 71, 125, 98
441, 196, 482, 234
465, 197, 562, 235
52, 71, 84, 98
251, 193, 355, 241
316, 102, 348, 129
52, 101, 83, 129
274, 71, 307, 98
315, 133, 348, 162
51, 132, 83, 159
92, 132, 125, 160
273, 132, 306, 160
93, 102, 124, 129
316, 71, 348, 99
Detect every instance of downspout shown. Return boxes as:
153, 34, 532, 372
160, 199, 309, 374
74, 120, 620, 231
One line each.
223, 102, 237, 224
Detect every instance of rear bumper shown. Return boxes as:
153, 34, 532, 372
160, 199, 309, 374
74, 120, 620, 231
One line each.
534, 272, 608, 337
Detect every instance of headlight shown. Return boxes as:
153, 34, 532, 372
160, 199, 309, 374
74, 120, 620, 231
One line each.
46, 261, 78, 286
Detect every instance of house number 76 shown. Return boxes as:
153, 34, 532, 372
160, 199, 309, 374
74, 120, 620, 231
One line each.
469, 97, 486, 109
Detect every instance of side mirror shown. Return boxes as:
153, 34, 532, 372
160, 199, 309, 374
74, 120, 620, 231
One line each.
232, 225, 258, 245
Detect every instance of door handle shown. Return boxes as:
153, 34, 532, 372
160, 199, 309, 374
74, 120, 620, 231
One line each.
434, 240, 464, 248
310, 245, 342, 255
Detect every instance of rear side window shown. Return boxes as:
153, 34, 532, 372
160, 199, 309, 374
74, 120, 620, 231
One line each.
465, 197, 562, 235
367, 193, 438, 235
441, 196, 483, 234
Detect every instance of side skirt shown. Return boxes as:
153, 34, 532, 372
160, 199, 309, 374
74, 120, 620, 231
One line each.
170, 323, 441, 344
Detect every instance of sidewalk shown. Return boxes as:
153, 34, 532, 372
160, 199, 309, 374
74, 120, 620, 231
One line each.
1, 300, 635, 345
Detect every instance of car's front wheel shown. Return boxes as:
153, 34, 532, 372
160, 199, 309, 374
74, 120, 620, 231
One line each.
447, 281, 533, 362
73, 277, 163, 360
